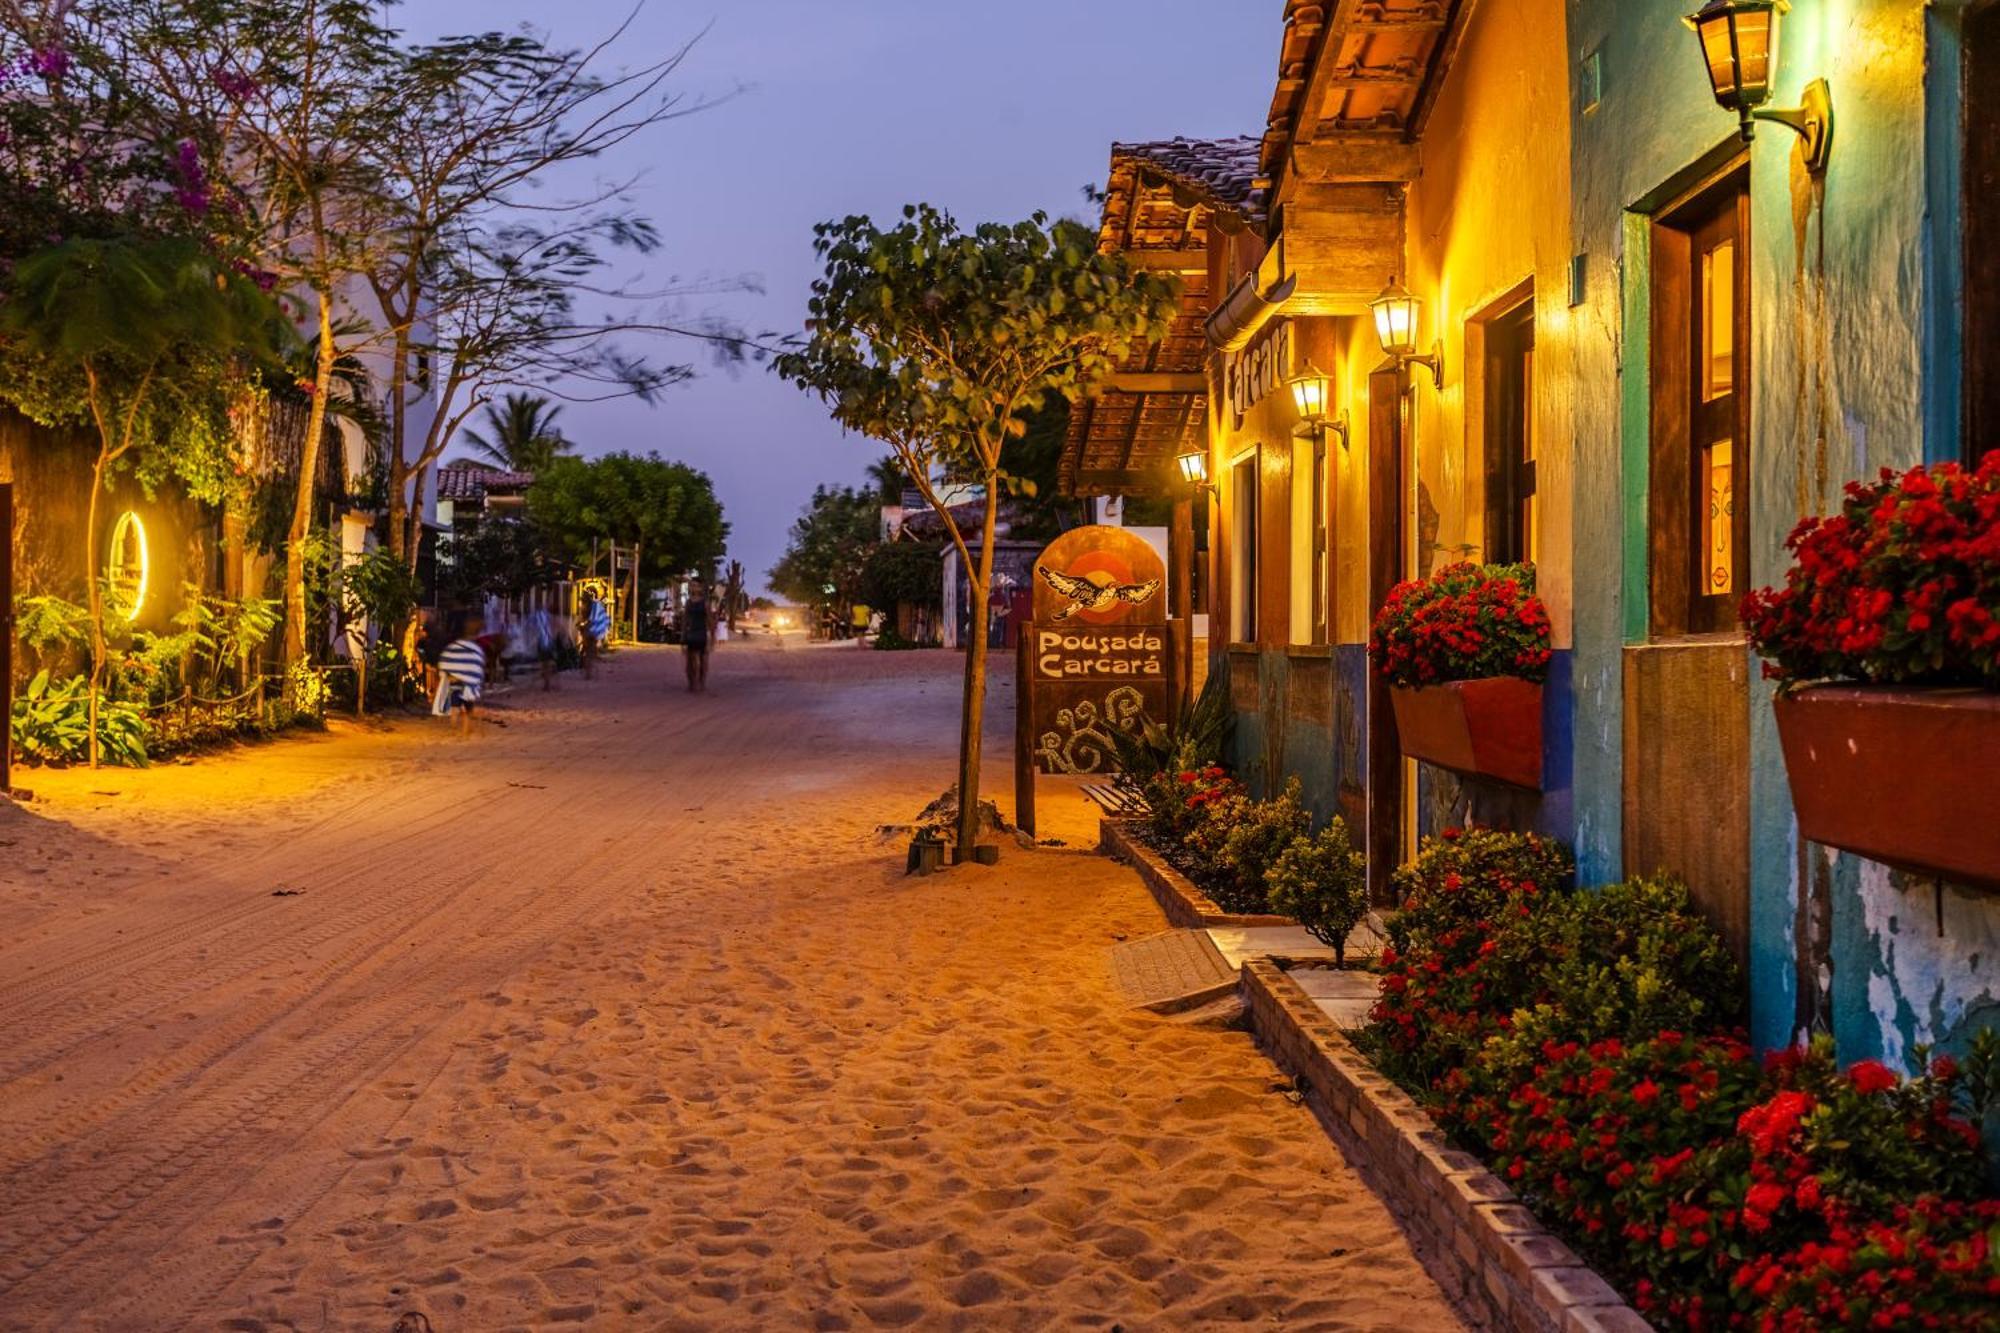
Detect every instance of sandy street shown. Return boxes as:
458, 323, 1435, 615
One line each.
0, 640, 1461, 1333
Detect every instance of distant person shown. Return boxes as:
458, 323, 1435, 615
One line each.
579, 594, 607, 679
435, 612, 488, 736
682, 578, 716, 693
415, 607, 447, 698
529, 605, 559, 691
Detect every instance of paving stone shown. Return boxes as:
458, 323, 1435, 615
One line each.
1108, 929, 1235, 1010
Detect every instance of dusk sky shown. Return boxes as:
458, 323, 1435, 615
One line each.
415, 1, 1275, 594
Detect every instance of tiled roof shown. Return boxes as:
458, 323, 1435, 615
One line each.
1112, 136, 1268, 227
436, 465, 536, 502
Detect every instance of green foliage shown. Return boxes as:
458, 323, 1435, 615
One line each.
870, 628, 924, 651
1142, 751, 1238, 847
858, 539, 943, 610
10, 671, 150, 767
1213, 778, 1310, 915
438, 518, 549, 606
528, 452, 727, 579
13, 595, 92, 670
0, 235, 278, 504
767, 485, 878, 608
342, 546, 420, 631
1266, 819, 1369, 963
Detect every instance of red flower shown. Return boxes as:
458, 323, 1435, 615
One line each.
1846, 1059, 1899, 1095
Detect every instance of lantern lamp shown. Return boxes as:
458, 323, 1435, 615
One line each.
1176, 448, 1210, 487
1288, 362, 1330, 425
1368, 278, 1443, 390
1683, 0, 1832, 174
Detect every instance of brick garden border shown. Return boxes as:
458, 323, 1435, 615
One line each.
1098, 817, 1297, 929
1239, 960, 1652, 1333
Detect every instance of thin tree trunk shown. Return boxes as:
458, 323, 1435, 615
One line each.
954, 479, 1002, 859
84, 451, 107, 768
285, 298, 339, 668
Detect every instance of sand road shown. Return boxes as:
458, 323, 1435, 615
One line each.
0, 640, 1461, 1331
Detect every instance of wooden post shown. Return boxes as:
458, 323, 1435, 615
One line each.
1170, 495, 1194, 716
1015, 630, 1036, 838
0, 481, 12, 795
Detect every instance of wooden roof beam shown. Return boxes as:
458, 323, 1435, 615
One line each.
1117, 247, 1210, 273
1108, 373, 1208, 395
1289, 136, 1421, 183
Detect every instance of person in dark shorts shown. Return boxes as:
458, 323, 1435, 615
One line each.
682, 577, 716, 693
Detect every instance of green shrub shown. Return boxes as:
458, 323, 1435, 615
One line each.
1212, 778, 1309, 914
1111, 669, 1233, 788
1266, 819, 1368, 963
1471, 876, 1743, 1096
9, 670, 151, 767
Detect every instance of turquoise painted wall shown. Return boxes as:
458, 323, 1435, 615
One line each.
1567, 0, 1996, 1065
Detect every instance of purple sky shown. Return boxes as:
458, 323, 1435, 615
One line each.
414, 1, 1275, 593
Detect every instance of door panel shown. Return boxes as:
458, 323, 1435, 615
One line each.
1366, 367, 1405, 904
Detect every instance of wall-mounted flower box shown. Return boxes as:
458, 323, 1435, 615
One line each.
1774, 685, 2000, 888
1390, 676, 1544, 791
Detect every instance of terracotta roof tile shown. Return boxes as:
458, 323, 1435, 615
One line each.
1112, 136, 1268, 227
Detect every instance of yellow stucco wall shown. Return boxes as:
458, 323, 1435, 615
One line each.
1399, 0, 1576, 647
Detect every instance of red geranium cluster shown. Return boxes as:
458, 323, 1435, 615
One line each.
1368, 826, 1575, 1087
1743, 450, 2000, 687
1369, 561, 1553, 688
1451, 1030, 1998, 1330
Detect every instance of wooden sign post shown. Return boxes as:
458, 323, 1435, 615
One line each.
1014, 526, 1172, 837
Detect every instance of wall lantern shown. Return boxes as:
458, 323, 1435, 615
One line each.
1176, 447, 1213, 553
1288, 361, 1351, 451
1175, 448, 1210, 487
1369, 278, 1443, 389
1684, 0, 1833, 174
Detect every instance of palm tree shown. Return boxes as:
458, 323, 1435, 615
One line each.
461, 393, 570, 473
866, 455, 911, 503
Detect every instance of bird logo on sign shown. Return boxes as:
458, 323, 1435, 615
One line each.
1035, 565, 1162, 623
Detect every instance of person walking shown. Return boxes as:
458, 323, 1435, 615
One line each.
579, 593, 605, 680
529, 604, 559, 691
682, 577, 716, 693
435, 612, 488, 737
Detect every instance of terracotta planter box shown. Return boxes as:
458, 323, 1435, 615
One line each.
1775, 685, 2000, 889
1390, 676, 1543, 791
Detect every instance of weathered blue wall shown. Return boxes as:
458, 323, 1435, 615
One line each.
1568, 0, 1998, 1065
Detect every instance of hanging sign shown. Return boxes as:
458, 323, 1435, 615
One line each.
1015, 525, 1174, 814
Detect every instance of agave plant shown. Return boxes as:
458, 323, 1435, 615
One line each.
1109, 669, 1234, 793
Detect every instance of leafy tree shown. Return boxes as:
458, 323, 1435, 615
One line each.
859, 540, 944, 614
460, 393, 570, 473
128, 0, 409, 668
767, 484, 877, 614
777, 205, 1178, 855
528, 452, 728, 638
437, 517, 551, 608
0, 235, 277, 762
866, 454, 911, 503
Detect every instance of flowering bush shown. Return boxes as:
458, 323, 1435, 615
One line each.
1265, 819, 1368, 963
1144, 758, 1239, 846
1743, 451, 2000, 687
1369, 561, 1553, 688
1370, 827, 1574, 1087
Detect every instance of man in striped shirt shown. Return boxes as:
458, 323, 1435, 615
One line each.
438, 613, 489, 737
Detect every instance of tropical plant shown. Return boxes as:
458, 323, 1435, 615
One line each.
1265, 819, 1369, 964
460, 393, 569, 472
9, 670, 150, 767
777, 203, 1180, 855
1369, 561, 1553, 688
0, 233, 279, 762
768, 485, 878, 614
1743, 451, 2000, 687
720, 560, 748, 631
12, 595, 92, 674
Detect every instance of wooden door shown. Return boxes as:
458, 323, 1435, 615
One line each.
1366, 368, 1405, 903
1629, 171, 1753, 962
